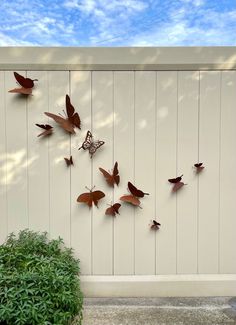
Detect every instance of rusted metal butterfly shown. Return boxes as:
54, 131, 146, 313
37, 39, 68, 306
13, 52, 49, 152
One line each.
35, 124, 53, 137
45, 94, 81, 134
150, 220, 161, 230
105, 203, 121, 216
194, 163, 205, 173
99, 162, 120, 187
78, 130, 105, 158
9, 72, 38, 95
77, 186, 105, 208
168, 175, 186, 192
64, 156, 73, 167
120, 181, 149, 207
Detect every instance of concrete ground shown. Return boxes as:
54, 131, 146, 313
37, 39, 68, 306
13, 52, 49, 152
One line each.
83, 297, 236, 325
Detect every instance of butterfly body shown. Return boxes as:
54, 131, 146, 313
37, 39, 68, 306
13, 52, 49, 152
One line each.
9, 72, 38, 95
168, 175, 183, 184
79, 130, 105, 158
35, 124, 53, 137
77, 187, 105, 208
105, 203, 121, 216
99, 162, 120, 187
64, 156, 73, 167
45, 95, 81, 134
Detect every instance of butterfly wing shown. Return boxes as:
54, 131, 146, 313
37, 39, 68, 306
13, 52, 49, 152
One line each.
71, 113, 81, 129
105, 206, 115, 216
14, 72, 35, 88
113, 203, 121, 214
120, 195, 140, 206
89, 140, 105, 158
99, 167, 114, 187
113, 162, 120, 186
128, 181, 148, 197
44, 112, 66, 124
168, 175, 183, 184
8, 87, 32, 95
172, 182, 185, 192
105, 203, 121, 216
79, 131, 93, 150
36, 124, 52, 130
70, 156, 73, 165
44, 112, 75, 134
64, 156, 73, 167
36, 124, 53, 137
77, 192, 93, 208
65, 95, 75, 117
196, 166, 204, 173
65, 95, 81, 129
194, 163, 203, 168
64, 158, 70, 166
91, 190, 105, 207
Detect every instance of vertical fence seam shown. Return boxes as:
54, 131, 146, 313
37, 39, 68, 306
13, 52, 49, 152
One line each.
133, 71, 136, 275
91, 71, 93, 275
47, 71, 51, 236
4, 71, 8, 235
69, 70, 72, 248
197, 71, 201, 274
155, 71, 157, 275
112, 71, 115, 275
176, 71, 179, 274
26, 70, 29, 229
218, 71, 222, 274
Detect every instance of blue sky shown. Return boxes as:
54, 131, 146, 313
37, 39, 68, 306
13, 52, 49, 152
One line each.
0, 0, 236, 46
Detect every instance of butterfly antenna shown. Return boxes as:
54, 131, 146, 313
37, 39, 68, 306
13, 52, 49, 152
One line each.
85, 186, 90, 191
144, 192, 150, 196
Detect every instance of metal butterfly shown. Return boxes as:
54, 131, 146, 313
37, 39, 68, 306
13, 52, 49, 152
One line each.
9, 72, 38, 95
78, 130, 105, 158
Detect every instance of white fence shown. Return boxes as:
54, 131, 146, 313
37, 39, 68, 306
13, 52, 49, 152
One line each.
0, 48, 236, 296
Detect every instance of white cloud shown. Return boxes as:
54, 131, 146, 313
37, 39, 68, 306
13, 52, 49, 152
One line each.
129, 7, 236, 46
0, 31, 36, 46
0, 0, 235, 46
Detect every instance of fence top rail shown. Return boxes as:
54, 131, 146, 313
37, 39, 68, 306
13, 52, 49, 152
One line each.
0, 47, 236, 71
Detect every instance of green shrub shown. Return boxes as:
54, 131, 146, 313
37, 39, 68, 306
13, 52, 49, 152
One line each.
0, 229, 83, 325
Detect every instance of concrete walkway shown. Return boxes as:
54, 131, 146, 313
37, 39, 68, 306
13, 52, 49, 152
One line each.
83, 297, 236, 325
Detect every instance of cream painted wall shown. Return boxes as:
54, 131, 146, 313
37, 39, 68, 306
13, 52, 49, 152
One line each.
0, 48, 236, 296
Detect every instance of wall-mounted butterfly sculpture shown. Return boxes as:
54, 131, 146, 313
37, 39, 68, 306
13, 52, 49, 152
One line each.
64, 156, 73, 167
77, 186, 105, 208
9, 72, 38, 95
120, 181, 149, 207
194, 163, 205, 173
168, 175, 187, 192
35, 124, 53, 137
99, 162, 120, 187
45, 94, 81, 134
78, 130, 105, 158
150, 220, 161, 230
105, 203, 121, 216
